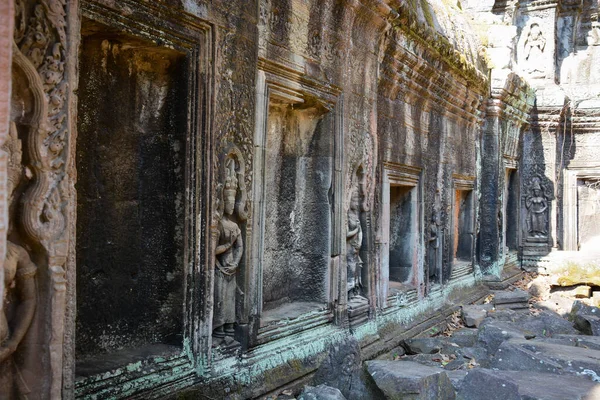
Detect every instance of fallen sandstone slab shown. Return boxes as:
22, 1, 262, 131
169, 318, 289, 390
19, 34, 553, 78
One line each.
456, 369, 600, 400
491, 338, 600, 375
366, 360, 455, 399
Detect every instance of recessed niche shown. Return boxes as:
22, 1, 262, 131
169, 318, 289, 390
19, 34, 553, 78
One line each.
261, 104, 332, 323
75, 20, 187, 374
505, 169, 519, 252
453, 189, 475, 262
389, 185, 418, 286
578, 178, 600, 250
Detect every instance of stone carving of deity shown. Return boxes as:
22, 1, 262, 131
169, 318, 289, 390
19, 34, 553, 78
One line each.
522, 23, 546, 78
0, 123, 37, 398
347, 188, 363, 297
428, 211, 440, 282
587, 22, 600, 47
213, 157, 244, 346
525, 177, 548, 238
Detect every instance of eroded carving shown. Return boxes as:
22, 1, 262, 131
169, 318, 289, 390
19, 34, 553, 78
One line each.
519, 22, 547, 78
0, 123, 37, 399
347, 168, 369, 326
213, 149, 247, 347
347, 186, 363, 297
428, 211, 441, 283
586, 22, 600, 46
14, 0, 68, 247
525, 177, 548, 239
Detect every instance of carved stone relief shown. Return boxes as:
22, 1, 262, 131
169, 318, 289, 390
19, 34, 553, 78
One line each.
525, 176, 549, 239
347, 167, 368, 326
428, 210, 441, 283
7, 1, 70, 397
518, 22, 547, 79
213, 148, 247, 348
0, 123, 37, 399
346, 185, 363, 297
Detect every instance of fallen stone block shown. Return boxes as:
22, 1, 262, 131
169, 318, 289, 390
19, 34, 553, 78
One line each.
494, 303, 529, 311
456, 369, 521, 400
445, 370, 467, 392
458, 369, 600, 400
299, 384, 347, 400
457, 347, 489, 368
399, 354, 448, 369
404, 337, 444, 354
493, 290, 530, 305
461, 305, 488, 328
491, 339, 600, 375
313, 336, 367, 399
366, 360, 455, 400
476, 320, 529, 355
520, 310, 580, 337
575, 285, 592, 298
574, 314, 600, 336
570, 300, 600, 320
446, 328, 478, 347
494, 370, 600, 400
553, 334, 600, 350
490, 340, 563, 374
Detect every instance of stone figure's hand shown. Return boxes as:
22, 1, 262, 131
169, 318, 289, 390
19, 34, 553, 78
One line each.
225, 263, 238, 273
0, 343, 16, 363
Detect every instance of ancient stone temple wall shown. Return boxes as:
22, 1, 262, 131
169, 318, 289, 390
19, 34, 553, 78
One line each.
512, 0, 600, 259
3, 0, 595, 398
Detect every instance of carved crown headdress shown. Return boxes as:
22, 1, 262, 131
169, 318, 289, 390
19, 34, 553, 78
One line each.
224, 158, 238, 197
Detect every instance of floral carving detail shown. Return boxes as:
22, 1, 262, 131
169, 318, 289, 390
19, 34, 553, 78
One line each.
14, 0, 68, 246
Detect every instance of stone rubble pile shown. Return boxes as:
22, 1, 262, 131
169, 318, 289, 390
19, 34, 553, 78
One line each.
288, 294, 600, 399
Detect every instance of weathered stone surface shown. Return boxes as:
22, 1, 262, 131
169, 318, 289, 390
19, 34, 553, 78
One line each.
571, 301, 600, 335
528, 276, 551, 298
493, 290, 530, 305
404, 338, 444, 354
491, 339, 600, 374
494, 370, 600, 400
490, 340, 564, 374
553, 334, 600, 350
366, 361, 455, 400
5, 0, 600, 397
445, 370, 468, 392
449, 328, 479, 347
458, 369, 600, 400
457, 347, 489, 368
520, 311, 580, 337
477, 320, 529, 355
461, 305, 488, 328
313, 336, 367, 399
299, 385, 347, 400
456, 369, 521, 400
574, 314, 600, 336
